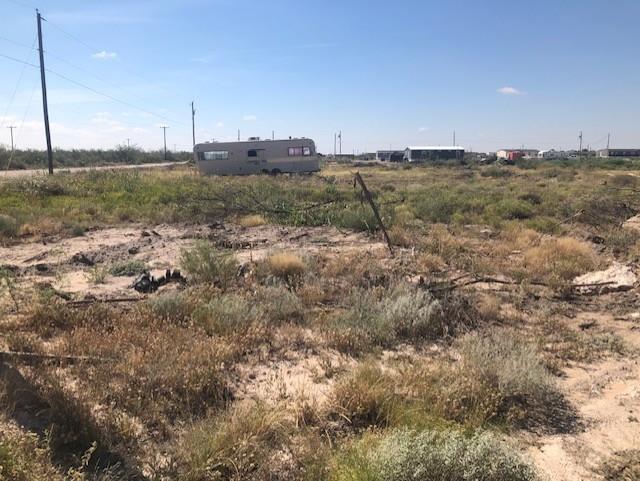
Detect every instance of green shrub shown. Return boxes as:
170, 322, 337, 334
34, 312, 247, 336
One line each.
332, 428, 539, 481
441, 330, 557, 427
493, 199, 534, 220
148, 292, 194, 325
0, 214, 18, 239
327, 286, 475, 353
481, 166, 513, 178
255, 285, 305, 324
193, 293, 261, 336
181, 241, 238, 289
109, 260, 148, 277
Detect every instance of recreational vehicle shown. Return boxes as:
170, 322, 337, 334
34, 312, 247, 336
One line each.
194, 138, 320, 176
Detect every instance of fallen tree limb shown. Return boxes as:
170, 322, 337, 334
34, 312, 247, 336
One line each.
0, 351, 115, 365
423, 274, 616, 293
66, 297, 144, 306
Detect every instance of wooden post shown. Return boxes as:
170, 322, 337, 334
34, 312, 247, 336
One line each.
354, 171, 394, 256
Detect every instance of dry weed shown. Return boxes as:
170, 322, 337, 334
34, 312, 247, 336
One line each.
238, 214, 267, 228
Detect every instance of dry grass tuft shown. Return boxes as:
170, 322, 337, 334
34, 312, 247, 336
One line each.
329, 362, 398, 429
523, 237, 600, 285
181, 241, 238, 289
238, 214, 267, 228
264, 252, 306, 283
178, 401, 290, 481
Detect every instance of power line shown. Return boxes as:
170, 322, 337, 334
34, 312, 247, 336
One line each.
0, 50, 186, 125
0, 34, 37, 50
2, 0, 36, 10
0, 36, 37, 130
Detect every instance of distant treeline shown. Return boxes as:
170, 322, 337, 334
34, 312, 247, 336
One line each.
0, 145, 192, 170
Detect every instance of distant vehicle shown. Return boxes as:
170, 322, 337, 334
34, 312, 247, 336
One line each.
194, 138, 320, 176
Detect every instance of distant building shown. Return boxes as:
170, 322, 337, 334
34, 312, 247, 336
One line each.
497, 149, 539, 160
404, 146, 465, 162
597, 148, 640, 158
376, 150, 405, 162
538, 149, 562, 159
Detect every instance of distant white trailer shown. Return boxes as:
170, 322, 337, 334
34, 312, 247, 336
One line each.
194, 138, 320, 176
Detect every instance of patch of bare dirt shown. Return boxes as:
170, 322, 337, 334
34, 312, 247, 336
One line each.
523, 309, 640, 481
0, 223, 387, 300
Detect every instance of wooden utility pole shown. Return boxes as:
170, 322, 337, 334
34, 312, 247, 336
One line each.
191, 101, 196, 148
37, 9, 53, 174
7, 126, 16, 152
160, 125, 169, 160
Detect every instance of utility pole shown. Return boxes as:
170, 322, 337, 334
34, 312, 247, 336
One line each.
334, 133, 337, 156
272, 130, 274, 141
237, 129, 240, 141
453, 130, 456, 146
160, 125, 169, 160
339, 130, 342, 155
7, 126, 16, 152
191, 101, 196, 148
579, 131, 583, 152
607, 133, 610, 150
37, 9, 53, 174
126, 137, 130, 162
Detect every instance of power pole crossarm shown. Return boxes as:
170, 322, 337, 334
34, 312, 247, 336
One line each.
37, 10, 54, 174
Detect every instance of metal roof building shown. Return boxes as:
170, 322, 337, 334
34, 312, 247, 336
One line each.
404, 146, 465, 162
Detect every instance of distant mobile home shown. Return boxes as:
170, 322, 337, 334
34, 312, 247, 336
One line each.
194, 138, 320, 176
597, 148, 640, 158
404, 146, 465, 162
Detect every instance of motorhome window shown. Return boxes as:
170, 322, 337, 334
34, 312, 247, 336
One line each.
288, 147, 304, 156
303, 147, 311, 156
248, 150, 257, 157
203, 151, 228, 160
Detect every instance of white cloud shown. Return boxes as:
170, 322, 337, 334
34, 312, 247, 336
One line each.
418, 126, 430, 132
216, 121, 224, 128
91, 51, 118, 60
243, 115, 257, 121
497, 86, 525, 96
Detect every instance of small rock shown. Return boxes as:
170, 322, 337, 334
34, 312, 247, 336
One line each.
128, 246, 139, 255
574, 262, 637, 294
624, 214, 640, 233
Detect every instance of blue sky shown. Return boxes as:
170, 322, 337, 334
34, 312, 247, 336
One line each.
0, 0, 639, 154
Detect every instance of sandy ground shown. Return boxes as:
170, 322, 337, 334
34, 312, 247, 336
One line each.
0, 223, 386, 300
523, 309, 640, 481
0, 161, 188, 179
1, 223, 637, 480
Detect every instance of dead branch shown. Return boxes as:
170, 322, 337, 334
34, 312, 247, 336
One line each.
66, 297, 144, 306
0, 351, 115, 366
424, 274, 616, 293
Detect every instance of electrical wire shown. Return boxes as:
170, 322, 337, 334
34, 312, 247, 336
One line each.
5, 78, 38, 170
0, 51, 186, 125
0, 36, 37, 130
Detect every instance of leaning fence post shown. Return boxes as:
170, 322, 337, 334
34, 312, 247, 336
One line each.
354, 171, 394, 256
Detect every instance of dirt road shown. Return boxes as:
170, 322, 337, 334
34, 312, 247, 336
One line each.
0, 161, 189, 179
